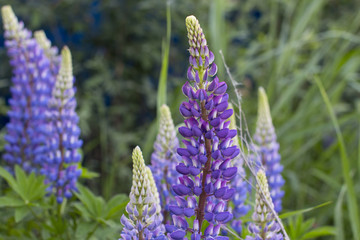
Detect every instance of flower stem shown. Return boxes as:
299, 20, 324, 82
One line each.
196, 100, 212, 232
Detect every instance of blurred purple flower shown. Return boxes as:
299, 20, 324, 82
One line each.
252, 87, 284, 212
150, 104, 181, 223
1, 6, 55, 174
41, 47, 82, 203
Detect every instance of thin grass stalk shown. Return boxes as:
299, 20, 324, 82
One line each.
315, 76, 360, 240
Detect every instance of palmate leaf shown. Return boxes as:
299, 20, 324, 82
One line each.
0, 166, 47, 223
0, 166, 47, 204
74, 184, 129, 221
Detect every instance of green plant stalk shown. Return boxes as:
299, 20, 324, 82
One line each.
315, 77, 360, 240
156, 0, 171, 116
144, 0, 171, 159
335, 185, 346, 240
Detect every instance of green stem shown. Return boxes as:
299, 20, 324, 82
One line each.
86, 222, 100, 240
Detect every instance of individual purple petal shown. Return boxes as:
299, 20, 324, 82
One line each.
187, 66, 194, 81
209, 63, 218, 76
220, 109, 233, 119
214, 82, 227, 95
179, 126, 193, 137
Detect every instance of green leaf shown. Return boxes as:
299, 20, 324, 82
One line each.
74, 184, 105, 219
79, 165, 99, 179
0, 196, 24, 207
73, 202, 91, 221
105, 194, 129, 220
280, 201, 332, 219
0, 166, 18, 190
75, 221, 97, 240
302, 226, 336, 239
14, 206, 29, 223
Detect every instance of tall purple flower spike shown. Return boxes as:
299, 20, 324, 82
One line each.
34, 30, 61, 80
41, 47, 82, 203
120, 146, 165, 240
252, 87, 284, 212
166, 15, 238, 239
1, 6, 55, 174
245, 170, 283, 240
150, 104, 181, 223
227, 103, 250, 235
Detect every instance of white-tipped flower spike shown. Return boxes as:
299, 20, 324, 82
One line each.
245, 170, 283, 240
41, 47, 82, 203
146, 167, 161, 215
251, 87, 285, 212
228, 103, 250, 234
150, 104, 181, 222
34, 30, 61, 76
120, 147, 165, 240
2, 6, 22, 39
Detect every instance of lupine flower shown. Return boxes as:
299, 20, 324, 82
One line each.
228, 103, 250, 234
34, 30, 61, 79
252, 87, 284, 212
120, 146, 165, 240
150, 104, 181, 223
41, 47, 82, 203
166, 15, 239, 239
1, 6, 54, 174
245, 170, 283, 240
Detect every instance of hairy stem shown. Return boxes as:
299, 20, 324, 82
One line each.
196, 100, 212, 232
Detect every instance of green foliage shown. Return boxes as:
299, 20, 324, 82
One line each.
0, 166, 128, 239
0, 166, 47, 222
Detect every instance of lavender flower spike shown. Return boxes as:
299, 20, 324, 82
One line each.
1, 6, 53, 173
41, 47, 82, 203
150, 104, 181, 223
120, 146, 165, 240
246, 170, 283, 240
228, 103, 250, 234
34, 30, 61, 78
167, 15, 238, 239
253, 87, 284, 212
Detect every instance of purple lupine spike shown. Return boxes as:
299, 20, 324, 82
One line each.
1, 6, 55, 174
245, 170, 283, 240
167, 15, 238, 239
150, 104, 181, 223
252, 87, 285, 212
41, 47, 82, 203
120, 147, 165, 239
226, 103, 251, 235
34, 30, 61, 81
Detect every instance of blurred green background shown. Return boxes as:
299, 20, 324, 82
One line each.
0, 0, 359, 239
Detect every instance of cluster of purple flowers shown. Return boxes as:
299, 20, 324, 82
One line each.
1, 6, 82, 203
252, 87, 284, 213
2, 6, 56, 174
150, 104, 181, 223
165, 15, 239, 239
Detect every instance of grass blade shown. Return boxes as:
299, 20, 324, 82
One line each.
315, 77, 360, 240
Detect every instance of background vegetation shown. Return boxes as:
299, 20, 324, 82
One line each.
0, 0, 359, 239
